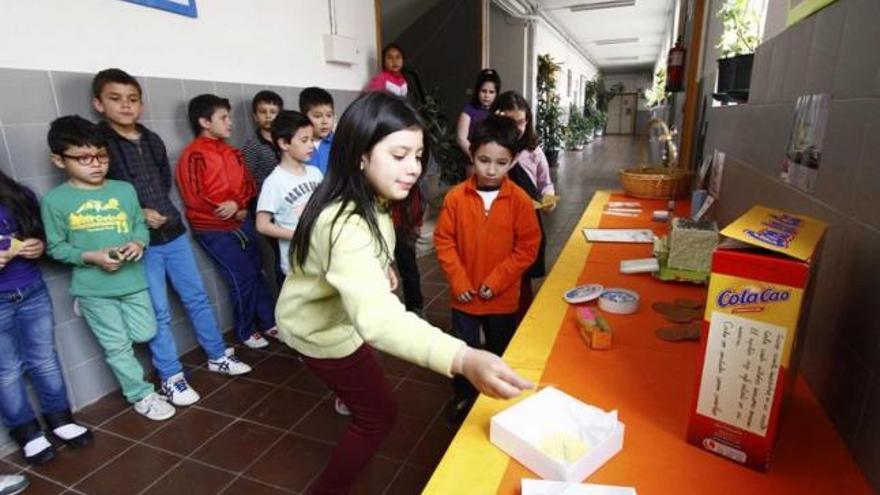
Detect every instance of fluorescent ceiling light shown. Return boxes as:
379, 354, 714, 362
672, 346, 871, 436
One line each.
569, 0, 636, 12
594, 37, 640, 45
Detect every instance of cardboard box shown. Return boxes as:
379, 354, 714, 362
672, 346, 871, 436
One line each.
687, 205, 826, 470
490, 387, 625, 482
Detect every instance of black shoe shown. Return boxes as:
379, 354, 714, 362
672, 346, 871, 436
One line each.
9, 422, 56, 465
43, 410, 93, 448
444, 396, 475, 425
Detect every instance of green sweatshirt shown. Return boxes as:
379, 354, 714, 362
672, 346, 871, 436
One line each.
41, 180, 150, 297
276, 201, 465, 377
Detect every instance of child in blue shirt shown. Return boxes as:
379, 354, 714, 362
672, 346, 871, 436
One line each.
299, 87, 335, 176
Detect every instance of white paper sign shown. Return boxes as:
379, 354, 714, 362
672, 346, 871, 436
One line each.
522, 479, 637, 495
696, 311, 787, 437
583, 229, 654, 244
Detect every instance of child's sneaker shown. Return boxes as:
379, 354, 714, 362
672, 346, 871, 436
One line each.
133, 392, 176, 421
0, 474, 29, 495
262, 326, 283, 342
160, 373, 200, 406
334, 397, 351, 416
208, 348, 252, 376
243, 333, 269, 349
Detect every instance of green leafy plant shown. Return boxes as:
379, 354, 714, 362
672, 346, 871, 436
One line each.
416, 88, 468, 185
583, 75, 607, 135
537, 54, 565, 154
565, 104, 593, 150
644, 67, 670, 108
716, 0, 761, 58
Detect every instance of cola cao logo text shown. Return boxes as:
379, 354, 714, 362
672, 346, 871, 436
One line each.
717, 287, 791, 308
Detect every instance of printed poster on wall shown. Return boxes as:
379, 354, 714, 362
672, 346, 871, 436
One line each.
781, 94, 829, 194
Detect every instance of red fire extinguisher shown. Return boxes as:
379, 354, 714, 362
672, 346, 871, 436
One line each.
666, 38, 686, 92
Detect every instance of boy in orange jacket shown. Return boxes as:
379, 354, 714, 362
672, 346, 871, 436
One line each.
434, 115, 541, 423
176, 94, 277, 349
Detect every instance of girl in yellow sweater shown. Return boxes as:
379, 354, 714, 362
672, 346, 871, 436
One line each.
277, 92, 532, 494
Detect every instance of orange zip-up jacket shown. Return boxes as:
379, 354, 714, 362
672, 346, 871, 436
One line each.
175, 136, 256, 231
434, 176, 541, 315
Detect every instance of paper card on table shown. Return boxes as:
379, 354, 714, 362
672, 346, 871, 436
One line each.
521, 479, 637, 495
696, 311, 787, 437
583, 229, 654, 244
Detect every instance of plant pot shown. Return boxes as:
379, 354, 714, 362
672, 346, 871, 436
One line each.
546, 150, 560, 167
716, 53, 754, 95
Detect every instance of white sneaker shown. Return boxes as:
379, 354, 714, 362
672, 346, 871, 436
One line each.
133, 392, 176, 421
243, 333, 269, 349
0, 474, 28, 495
208, 348, 252, 376
160, 372, 200, 406
334, 397, 351, 416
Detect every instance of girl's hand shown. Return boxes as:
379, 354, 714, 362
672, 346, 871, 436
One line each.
117, 241, 145, 262
541, 201, 557, 212
454, 347, 533, 399
0, 250, 12, 270
457, 289, 477, 303
478, 284, 494, 300
143, 208, 168, 229
84, 249, 122, 272
17, 238, 45, 259
387, 266, 399, 291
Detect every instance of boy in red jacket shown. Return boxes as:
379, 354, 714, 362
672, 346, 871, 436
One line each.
434, 115, 541, 423
176, 94, 277, 349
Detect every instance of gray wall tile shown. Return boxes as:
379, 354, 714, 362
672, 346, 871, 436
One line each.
813, 99, 870, 215
781, 16, 814, 102
144, 119, 190, 167
0, 128, 13, 178
805, 0, 847, 95
46, 273, 75, 325
18, 172, 66, 198
182, 79, 215, 99
765, 32, 790, 103
51, 71, 100, 120
832, 0, 880, 98
56, 318, 104, 370
68, 357, 120, 408
4, 123, 57, 180
853, 103, 880, 229
0, 69, 57, 124
143, 77, 185, 121
836, 220, 880, 367
747, 39, 772, 105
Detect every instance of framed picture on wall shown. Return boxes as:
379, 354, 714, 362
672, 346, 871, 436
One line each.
121, 0, 198, 18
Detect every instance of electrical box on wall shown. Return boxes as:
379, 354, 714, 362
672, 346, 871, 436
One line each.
323, 34, 359, 65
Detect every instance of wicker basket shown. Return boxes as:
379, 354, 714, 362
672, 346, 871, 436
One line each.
619, 167, 693, 199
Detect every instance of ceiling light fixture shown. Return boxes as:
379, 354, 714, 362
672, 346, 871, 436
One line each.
593, 37, 640, 45
568, 0, 636, 12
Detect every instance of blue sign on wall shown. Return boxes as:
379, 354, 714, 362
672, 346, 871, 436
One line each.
121, 0, 198, 18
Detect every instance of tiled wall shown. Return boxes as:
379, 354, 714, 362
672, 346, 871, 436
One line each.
0, 67, 359, 452
700, 0, 880, 489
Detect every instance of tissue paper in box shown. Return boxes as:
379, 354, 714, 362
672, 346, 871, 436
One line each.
521, 479, 637, 495
490, 387, 625, 482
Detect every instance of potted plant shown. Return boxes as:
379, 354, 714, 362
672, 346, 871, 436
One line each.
565, 105, 592, 151
644, 67, 670, 109
537, 54, 565, 166
716, 0, 761, 101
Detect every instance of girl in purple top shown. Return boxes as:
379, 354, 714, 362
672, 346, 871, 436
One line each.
456, 69, 501, 156
0, 171, 92, 465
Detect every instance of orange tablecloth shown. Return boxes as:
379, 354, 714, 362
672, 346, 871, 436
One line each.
424, 191, 872, 495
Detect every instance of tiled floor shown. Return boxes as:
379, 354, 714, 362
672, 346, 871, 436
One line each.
2, 136, 643, 494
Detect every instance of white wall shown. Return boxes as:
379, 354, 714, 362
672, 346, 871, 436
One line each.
533, 20, 599, 110
0, 0, 378, 90
489, 5, 528, 95
603, 72, 653, 94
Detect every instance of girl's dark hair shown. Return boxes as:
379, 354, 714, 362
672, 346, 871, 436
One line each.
0, 170, 44, 241
291, 92, 428, 270
491, 91, 538, 151
468, 115, 519, 157
470, 69, 501, 108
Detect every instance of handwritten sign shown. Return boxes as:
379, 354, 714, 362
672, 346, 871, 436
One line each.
696, 312, 787, 437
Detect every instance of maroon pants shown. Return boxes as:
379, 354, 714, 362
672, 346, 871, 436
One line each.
301, 344, 398, 495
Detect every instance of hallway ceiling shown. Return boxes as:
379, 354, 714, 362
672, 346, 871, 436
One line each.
533, 0, 676, 70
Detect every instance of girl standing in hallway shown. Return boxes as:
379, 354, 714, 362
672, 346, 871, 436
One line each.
276, 92, 532, 495
456, 68, 502, 156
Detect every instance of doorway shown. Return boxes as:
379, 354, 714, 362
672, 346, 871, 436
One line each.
606, 93, 638, 134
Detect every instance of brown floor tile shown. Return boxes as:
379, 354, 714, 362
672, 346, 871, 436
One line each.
141, 459, 235, 495
375, 352, 414, 379
73, 444, 180, 495
186, 367, 235, 400
7, 474, 67, 495
27, 430, 132, 486
243, 354, 305, 385
143, 407, 233, 456
246, 433, 333, 492
424, 311, 452, 332
391, 380, 446, 421
290, 398, 348, 443
198, 378, 274, 416
408, 420, 459, 469
424, 292, 450, 314
179, 347, 208, 367
229, 345, 273, 367
243, 387, 322, 429
283, 368, 330, 396
221, 477, 294, 494
74, 394, 129, 427
421, 267, 449, 284
384, 464, 431, 495
347, 456, 402, 495
191, 420, 279, 472
100, 408, 178, 441
377, 415, 431, 461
